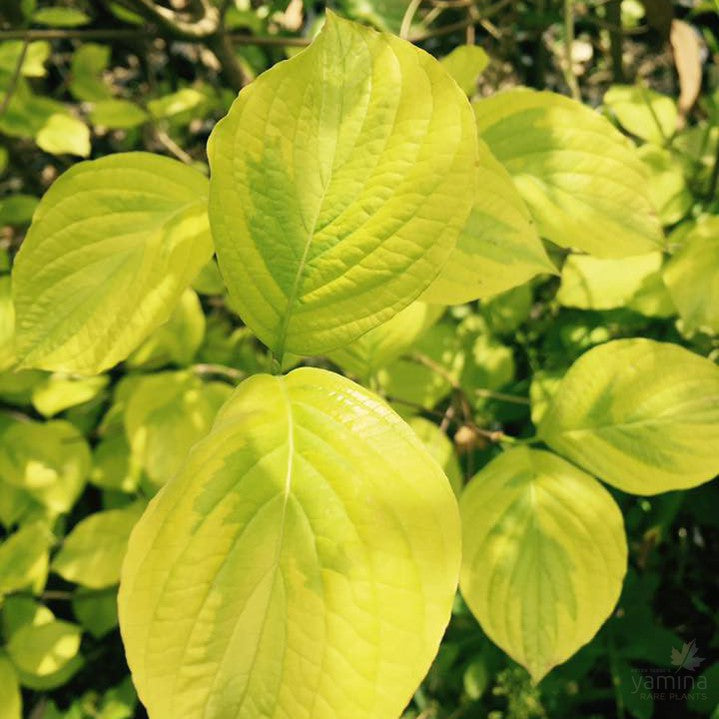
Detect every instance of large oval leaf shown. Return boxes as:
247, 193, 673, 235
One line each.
422, 138, 555, 303
474, 88, 663, 257
13, 152, 213, 374
119, 367, 461, 719
539, 338, 719, 494
208, 13, 477, 361
460, 447, 627, 682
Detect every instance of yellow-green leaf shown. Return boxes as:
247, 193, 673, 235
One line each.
125, 288, 205, 369
6, 616, 81, 677
0, 652, 21, 719
440, 45, 489, 95
36, 114, 90, 157
72, 590, 119, 639
539, 339, 719, 494
409, 416, 463, 495
12, 153, 213, 374
475, 88, 662, 257
460, 447, 627, 682
69, 43, 113, 102
664, 217, 719, 334
556, 252, 665, 311
637, 144, 691, 226
52, 502, 144, 589
0, 522, 52, 597
31, 373, 109, 417
89, 99, 149, 130
603, 84, 677, 145
422, 138, 555, 303
0, 420, 90, 514
119, 367, 460, 719
328, 301, 443, 380
208, 13, 477, 360
124, 371, 231, 488
32, 6, 90, 27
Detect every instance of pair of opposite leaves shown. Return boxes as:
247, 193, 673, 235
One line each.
12, 13, 663, 375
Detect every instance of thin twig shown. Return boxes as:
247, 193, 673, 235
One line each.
193, 363, 246, 382
475, 388, 531, 404
410, 18, 476, 42
0, 37, 29, 118
400, 0, 424, 40
0, 27, 310, 47
154, 128, 194, 164
563, 0, 581, 101
605, 0, 624, 82
127, 0, 220, 39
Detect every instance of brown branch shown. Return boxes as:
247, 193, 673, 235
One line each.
128, 0, 220, 39
0, 27, 310, 46
0, 37, 29, 118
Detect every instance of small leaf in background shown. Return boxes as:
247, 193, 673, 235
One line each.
603, 84, 677, 144
441, 45, 490, 95
89, 99, 148, 130
52, 502, 145, 589
539, 338, 719, 494
12, 153, 213, 374
377, 321, 464, 412
123, 371, 231, 489
422, 139, 556, 304
119, 368, 461, 719
0, 420, 90, 515
32, 6, 90, 27
124, 288, 205, 369
69, 43, 113, 102
72, 590, 119, 639
670, 19, 703, 121
476, 88, 662, 257
147, 88, 206, 120
0, 522, 52, 598
663, 217, 719, 335
208, 13, 477, 358
529, 369, 564, 426
36, 114, 91, 157
191, 259, 225, 296
90, 432, 139, 494
329, 301, 443, 381
637, 144, 692, 225
480, 283, 533, 335
0, 194, 39, 227
409, 416, 464, 495
0, 652, 21, 719
0, 40, 49, 80
460, 447, 627, 683
7, 615, 82, 677
31, 374, 110, 418
337, 0, 408, 33
461, 332, 515, 401
556, 252, 665, 311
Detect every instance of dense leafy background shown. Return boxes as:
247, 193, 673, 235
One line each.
1, 1, 719, 718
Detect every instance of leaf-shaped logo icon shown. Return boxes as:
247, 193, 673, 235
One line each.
670, 639, 705, 671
